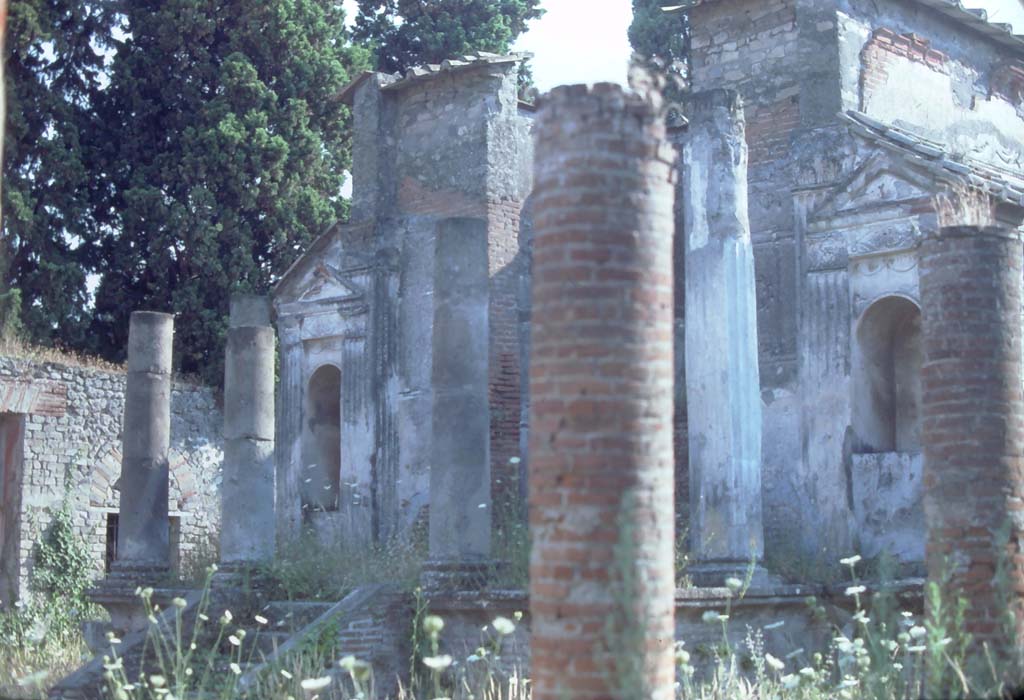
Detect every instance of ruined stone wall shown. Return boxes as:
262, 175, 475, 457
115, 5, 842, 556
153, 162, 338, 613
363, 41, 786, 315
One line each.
0, 356, 222, 602
686, 0, 840, 563
837, 0, 1024, 170
683, 0, 1024, 569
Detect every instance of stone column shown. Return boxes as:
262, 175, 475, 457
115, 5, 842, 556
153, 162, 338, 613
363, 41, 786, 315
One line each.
920, 224, 1024, 650
113, 311, 173, 576
220, 302, 276, 568
275, 317, 303, 546
681, 89, 770, 585
422, 217, 491, 588
529, 84, 676, 700
229, 294, 272, 328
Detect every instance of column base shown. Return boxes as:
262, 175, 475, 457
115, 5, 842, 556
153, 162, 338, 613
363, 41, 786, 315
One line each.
687, 561, 784, 590
420, 559, 504, 593
90, 563, 176, 634
107, 559, 171, 583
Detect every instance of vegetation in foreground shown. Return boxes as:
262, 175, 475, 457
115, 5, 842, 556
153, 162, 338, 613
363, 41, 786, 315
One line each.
0, 503, 104, 699
91, 555, 1024, 700
5, 489, 1023, 698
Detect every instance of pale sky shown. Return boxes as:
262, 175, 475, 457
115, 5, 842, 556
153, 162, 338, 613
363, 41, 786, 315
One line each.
344, 0, 1024, 92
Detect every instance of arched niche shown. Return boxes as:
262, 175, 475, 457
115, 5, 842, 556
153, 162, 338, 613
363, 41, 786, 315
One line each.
301, 364, 341, 511
852, 295, 922, 454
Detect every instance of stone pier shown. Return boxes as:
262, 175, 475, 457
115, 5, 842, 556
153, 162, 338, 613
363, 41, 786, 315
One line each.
920, 223, 1024, 649
422, 217, 492, 588
529, 84, 676, 700
113, 311, 174, 577
681, 90, 769, 586
220, 302, 276, 568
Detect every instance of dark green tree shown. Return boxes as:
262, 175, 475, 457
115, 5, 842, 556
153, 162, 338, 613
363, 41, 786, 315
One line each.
88, 0, 369, 383
2, 0, 108, 346
352, 0, 542, 75
628, 0, 689, 95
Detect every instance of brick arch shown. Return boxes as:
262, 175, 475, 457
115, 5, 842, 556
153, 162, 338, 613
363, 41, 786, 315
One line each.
89, 446, 199, 511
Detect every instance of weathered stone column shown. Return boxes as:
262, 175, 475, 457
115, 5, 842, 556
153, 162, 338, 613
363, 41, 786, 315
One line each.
920, 223, 1024, 649
681, 89, 769, 585
113, 311, 173, 575
229, 294, 272, 328
422, 217, 491, 588
529, 83, 676, 700
275, 317, 303, 546
220, 302, 276, 568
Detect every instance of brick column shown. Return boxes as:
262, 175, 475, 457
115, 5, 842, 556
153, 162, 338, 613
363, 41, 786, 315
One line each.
529, 83, 676, 700
920, 224, 1024, 649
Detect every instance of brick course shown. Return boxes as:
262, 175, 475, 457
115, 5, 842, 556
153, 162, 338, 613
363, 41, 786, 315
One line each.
919, 225, 1024, 647
529, 83, 676, 700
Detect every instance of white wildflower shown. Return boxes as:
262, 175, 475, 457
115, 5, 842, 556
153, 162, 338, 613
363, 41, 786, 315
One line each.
765, 653, 785, 672
492, 616, 515, 635
229, 663, 242, 675
839, 555, 862, 566
280, 669, 294, 679
423, 615, 445, 635
255, 614, 268, 625
422, 655, 453, 671
909, 625, 927, 640
844, 585, 866, 596
702, 610, 727, 623
300, 677, 332, 691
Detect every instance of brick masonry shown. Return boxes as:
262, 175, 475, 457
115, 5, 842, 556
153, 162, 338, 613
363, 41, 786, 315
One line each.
0, 355, 223, 603
860, 28, 950, 110
919, 225, 1024, 647
529, 83, 676, 700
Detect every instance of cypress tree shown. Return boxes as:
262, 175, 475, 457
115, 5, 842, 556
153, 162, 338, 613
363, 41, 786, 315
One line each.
89, 0, 369, 383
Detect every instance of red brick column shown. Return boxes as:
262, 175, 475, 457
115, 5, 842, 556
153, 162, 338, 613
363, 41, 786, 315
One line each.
529, 83, 676, 700
920, 224, 1024, 648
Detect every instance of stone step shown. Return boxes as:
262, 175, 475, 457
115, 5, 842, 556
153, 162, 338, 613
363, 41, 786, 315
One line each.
260, 600, 335, 633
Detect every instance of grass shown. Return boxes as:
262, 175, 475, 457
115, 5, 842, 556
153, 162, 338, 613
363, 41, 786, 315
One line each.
0, 604, 95, 699
96, 554, 1024, 700
257, 533, 427, 602
0, 335, 206, 386
10, 549, 1019, 700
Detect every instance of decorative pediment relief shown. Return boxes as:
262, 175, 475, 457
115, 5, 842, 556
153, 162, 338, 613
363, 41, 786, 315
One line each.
806, 219, 924, 272
807, 152, 935, 226
298, 262, 364, 304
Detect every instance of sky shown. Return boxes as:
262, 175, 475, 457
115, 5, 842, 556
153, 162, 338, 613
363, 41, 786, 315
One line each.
344, 0, 1024, 92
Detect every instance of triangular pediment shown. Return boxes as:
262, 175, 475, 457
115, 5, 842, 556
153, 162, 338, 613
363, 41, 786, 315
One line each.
273, 222, 376, 305
808, 150, 938, 224
298, 262, 363, 303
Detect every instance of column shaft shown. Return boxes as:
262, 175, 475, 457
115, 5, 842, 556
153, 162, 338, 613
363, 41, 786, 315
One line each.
426, 217, 491, 577
221, 323, 276, 565
920, 224, 1024, 649
681, 90, 766, 579
529, 83, 676, 700
115, 311, 173, 572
